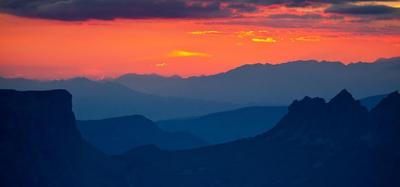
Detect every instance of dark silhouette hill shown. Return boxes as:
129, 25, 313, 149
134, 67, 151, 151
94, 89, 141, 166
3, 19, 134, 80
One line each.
0, 77, 236, 120
117, 89, 400, 187
0, 89, 126, 187
77, 115, 207, 155
114, 57, 400, 105
157, 106, 287, 144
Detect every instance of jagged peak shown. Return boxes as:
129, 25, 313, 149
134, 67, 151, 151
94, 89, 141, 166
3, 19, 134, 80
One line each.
288, 96, 325, 113
328, 89, 358, 105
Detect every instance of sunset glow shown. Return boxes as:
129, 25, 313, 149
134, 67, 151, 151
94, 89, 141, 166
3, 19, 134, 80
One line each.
0, 1, 399, 79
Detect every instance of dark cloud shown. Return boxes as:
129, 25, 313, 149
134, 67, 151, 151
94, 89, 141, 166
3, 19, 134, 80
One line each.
226, 2, 258, 12
325, 4, 400, 20
326, 4, 399, 15
267, 13, 343, 19
1, 0, 399, 21
0, 0, 258, 21
224, 0, 398, 7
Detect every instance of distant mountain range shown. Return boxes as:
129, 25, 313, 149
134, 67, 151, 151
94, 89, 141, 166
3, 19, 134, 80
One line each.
113, 57, 400, 105
0, 77, 236, 120
1, 57, 398, 120
1, 89, 399, 186
77, 115, 206, 155
157, 106, 288, 144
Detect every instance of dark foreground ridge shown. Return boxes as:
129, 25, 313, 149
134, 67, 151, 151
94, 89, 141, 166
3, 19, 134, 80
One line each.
0, 89, 126, 187
1, 89, 399, 187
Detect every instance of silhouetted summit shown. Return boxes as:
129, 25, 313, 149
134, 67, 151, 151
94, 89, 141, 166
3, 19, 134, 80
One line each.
329, 89, 356, 104
263, 89, 368, 144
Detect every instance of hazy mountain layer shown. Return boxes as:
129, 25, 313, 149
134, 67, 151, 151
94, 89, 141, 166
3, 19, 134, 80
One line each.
0, 77, 236, 120
114, 57, 400, 105
77, 115, 206, 154
157, 106, 287, 144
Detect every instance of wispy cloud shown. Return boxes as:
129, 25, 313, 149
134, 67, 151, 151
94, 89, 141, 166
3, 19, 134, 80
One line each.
155, 62, 167, 67
169, 50, 211, 57
295, 36, 321, 42
189, 31, 221, 35
237, 31, 256, 38
251, 37, 277, 43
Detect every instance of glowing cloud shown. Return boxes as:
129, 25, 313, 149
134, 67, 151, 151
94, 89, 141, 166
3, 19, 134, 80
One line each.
169, 50, 210, 57
237, 31, 255, 38
190, 31, 221, 35
251, 37, 277, 43
155, 62, 167, 67
295, 36, 321, 42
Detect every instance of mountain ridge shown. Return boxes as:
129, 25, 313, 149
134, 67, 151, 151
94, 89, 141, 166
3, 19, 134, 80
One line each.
77, 114, 207, 154
0, 77, 237, 120
113, 57, 400, 105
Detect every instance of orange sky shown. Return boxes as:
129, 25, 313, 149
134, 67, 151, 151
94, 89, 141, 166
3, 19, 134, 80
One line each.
0, 2, 400, 79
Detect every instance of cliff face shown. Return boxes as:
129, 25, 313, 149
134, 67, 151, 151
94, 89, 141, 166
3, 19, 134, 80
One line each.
0, 89, 125, 187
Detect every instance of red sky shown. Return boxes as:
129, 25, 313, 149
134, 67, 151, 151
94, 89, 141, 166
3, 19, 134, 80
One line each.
0, 1, 399, 79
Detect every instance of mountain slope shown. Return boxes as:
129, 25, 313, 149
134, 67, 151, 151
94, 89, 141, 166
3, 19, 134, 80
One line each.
360, 94, 387, 110
157, 106, 287, 144
0, 89, 126, 187
77, 115, 207, 155
114, 57, 400, 105
118, 90, 400, 187
0, 77, 236, 120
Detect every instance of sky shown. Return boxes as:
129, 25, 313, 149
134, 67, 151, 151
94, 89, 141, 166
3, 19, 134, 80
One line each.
0, 0, 400, 79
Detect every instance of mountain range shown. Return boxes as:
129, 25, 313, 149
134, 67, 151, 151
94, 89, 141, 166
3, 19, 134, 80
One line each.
77, 115, 206, 155
2, 89, 399, 186
1, 57, 398, 121
113, 57, 400, 105
0, 77, 235, 120
157, 106, 287, 144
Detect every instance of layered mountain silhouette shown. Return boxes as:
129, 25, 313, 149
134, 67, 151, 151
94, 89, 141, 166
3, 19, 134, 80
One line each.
77, 115, 206, 155
157, 95, 385, 145
118, 89, 400, 187
157, 106, 287, 144
0, 90, 126, 187
1, 58, 398, 120
1, 89, 399, 187
0, 77, 235, 120
114, 57, 400, 105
